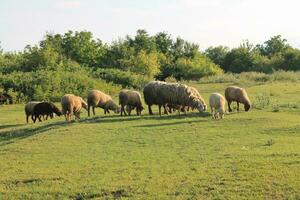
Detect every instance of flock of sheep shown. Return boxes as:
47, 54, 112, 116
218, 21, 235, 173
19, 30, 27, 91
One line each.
24, 81, 251, 123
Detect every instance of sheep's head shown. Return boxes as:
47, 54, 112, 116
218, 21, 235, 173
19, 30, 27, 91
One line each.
80, 98, 88, 111
114, 106, 121, 114
202, 103, 207, 111
196, 102, 205, 113
244, 103, 251, 112
51, 103, 62, 116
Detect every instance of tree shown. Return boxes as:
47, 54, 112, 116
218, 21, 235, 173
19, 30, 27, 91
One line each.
130, 50, 160, 78
205, 46, 229, 69
127, 29, 156, 53
172, 52, 223, 80
256, 35, 290, 57
61, 31, 106, 67
154, 32, 173, 55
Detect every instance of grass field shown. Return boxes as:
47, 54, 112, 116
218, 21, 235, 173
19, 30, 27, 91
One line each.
0, 81, 300, 199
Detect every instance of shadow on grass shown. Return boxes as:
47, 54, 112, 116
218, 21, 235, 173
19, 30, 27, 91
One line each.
0, 121, 71, 146
0, 112, 210, 146
82, 111, 210, 124
0, 123, 27, 130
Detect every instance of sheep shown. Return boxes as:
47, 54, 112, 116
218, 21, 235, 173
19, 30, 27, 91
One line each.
0, 92, 13, 104
32, 102, 62, 123
143, 81, 206, 116
225, 86, 251, 112
87, 90, 120, 117
209, 93, 226, 119
187, 86, 207, 111
143, 81, 168, 115
119, 89, 144, 116
25, 101, 41, 123
61, 94, 88, 121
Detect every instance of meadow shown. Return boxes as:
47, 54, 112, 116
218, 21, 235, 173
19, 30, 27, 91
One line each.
0, 79, 300, 199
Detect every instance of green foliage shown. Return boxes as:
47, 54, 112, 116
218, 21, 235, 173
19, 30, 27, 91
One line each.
94, 68, 149, 89
2, 30, 300, 102
205, 45, 229, 67
172, 53, 223, 80
0, 69, 119, 102
256, 35, 290, 57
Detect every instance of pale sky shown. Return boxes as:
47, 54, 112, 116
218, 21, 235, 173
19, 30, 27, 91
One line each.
0, 0, 299, 52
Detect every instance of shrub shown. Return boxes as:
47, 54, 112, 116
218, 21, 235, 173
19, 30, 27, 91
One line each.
94, 68, 150, 89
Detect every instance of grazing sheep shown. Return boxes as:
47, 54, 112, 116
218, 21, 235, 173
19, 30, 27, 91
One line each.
143, 81, 168, 115
225, 86, 251, 112
119, 89, 144, 116
0, 92, 13, 104
143, 81, 206, 116
61, 94, 88, 121
209, 93, 226, 119
32, 102, 62, 123
187, 87, 207, 111
87, 90, 120, 117
25, 101, 41, 123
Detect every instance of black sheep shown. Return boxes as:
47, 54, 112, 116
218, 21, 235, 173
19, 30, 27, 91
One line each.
32, 102, 62, 123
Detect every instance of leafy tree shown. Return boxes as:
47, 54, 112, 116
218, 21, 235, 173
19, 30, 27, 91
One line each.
127, 29, 156, 53
256, 35, 290, 57
172, 52, 223, 80
205, 46, 229, 68
61, 31, 106, 67
154, 32, 173, 55
130, 50, 160, 78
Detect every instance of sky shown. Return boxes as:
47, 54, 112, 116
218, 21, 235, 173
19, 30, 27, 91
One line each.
0, 0, 299, 52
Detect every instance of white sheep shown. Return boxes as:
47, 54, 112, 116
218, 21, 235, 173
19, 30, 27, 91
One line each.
209, 93, 226, 119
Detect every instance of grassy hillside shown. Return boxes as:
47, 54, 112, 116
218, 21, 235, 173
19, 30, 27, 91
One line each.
0, 81, 300, 199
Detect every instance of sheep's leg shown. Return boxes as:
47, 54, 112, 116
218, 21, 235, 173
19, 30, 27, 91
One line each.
237, 102, 240, 112
88, 105, 90, 117
228, 101, 232, 112
75, 112, 80, 120
26, 115, 29, 123
211, 107, 215, 119
148, 105, 153, 115
92, 107, 96, 116
163, 105, 168, 115
120, 106, 124, 116
158, 105, 162, 116
136, 107, 139, 116
38, 115, 42, 122
32, 115, 36, 123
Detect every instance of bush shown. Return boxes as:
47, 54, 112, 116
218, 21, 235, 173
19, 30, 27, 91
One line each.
0, 69, 120, 102
94, 68, 150, 89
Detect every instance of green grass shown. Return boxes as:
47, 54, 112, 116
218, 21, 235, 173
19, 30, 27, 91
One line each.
0, 81, 300, 199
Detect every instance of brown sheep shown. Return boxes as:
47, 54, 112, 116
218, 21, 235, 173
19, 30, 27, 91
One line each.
225, 86, 251, 112
119, 89, 144, 116
87, 90, 120, 117
25, 101, 41, 123
209, 93, 226, 119
61, 94, 88, 121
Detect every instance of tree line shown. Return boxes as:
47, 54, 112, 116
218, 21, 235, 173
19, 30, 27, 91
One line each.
0, 30, 299, 101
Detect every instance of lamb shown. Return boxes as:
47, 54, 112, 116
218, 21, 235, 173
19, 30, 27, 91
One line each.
225, 86, 251, 112
61, 94, 88, 121
87, 90, 120, 117
209, 93, 226, 119
119, 89, 144, 116
143, 81, 206, 116
25, 101, 41, 123
32, 102, 62, 123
